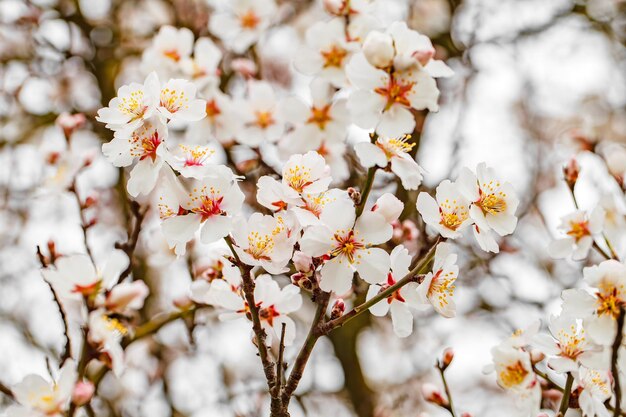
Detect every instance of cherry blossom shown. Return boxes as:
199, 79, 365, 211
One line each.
180, 37, 223, 88
576, 367, 612, 417
186, 84, 240, 144
355, 134, 424, 190
157, 77, 207, 123
190, 248, 242, 306
88, 310, 128, 376
366, 245, 420, 337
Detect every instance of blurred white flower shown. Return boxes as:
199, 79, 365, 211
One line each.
548, 208, 604, 260
209, 0, 277, 53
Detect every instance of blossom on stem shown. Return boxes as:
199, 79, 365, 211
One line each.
355, 134, 424, 190
158, 172, 245, 255
88, 310, 127, 377
416, 242, 458, 318
366, 245, 420, 337
7, 361, 76, 417
141, 25, 195, 78
209, 0, 277, 54
299, 196, 391, 294
548, 208, 604, 261
416, 180, 471, 238
576, 367, 612, 417
236, 80, 285, 146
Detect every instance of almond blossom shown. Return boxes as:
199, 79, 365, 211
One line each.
366, 245, 420, 337
299, 196, 392, 294
346, 23, 452, 137
548, 207, 604, 260
158, 173, 245, 255
209, 0, 277, 54
186, 84, 240, 144
561, 260, 626, 345
576, 367, 612, 417
6, 361, 76, 417
294, 18, 361, 88
416, 242, 459, 318
457, 163, 519, 253
532, 315, 605, 373
236, 80, 285, 146
211, 274, 302, 346
416, 180, 471, 238
279, 79, 350, 153
102, 117, 168, 197
96, 72, 160, 134
88, 310, 128, 376
141, 25, 195, 78
157, 77, 207, 123
180, 37, 223, 88
487, 345, 540, 416
355, 134, 424, 190
190, 248, 242, 306
42, 251, 129, 300
230, 212, 298, 274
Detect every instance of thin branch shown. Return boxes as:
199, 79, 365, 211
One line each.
320, 238, 440, 333
355, 166, 377, 218
612, 307, 625, 417
69, 179, 95, 263
437, 362, 457, 417
37, 245, 72, 364
0, 382, 14, 400
114, 200, 147, 284
274, 323, 287, 398
282, 291, 330, 402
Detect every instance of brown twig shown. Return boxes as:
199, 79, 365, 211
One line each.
0, 382, 14, 400
114, 200, 147, 284
37, 245, 72, 364
436, 361, 457, 417
68, 179, 95, 263
274, 323, 287, 398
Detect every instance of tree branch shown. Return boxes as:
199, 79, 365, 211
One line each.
114, 200, 147, 284
612, 307, 625, 417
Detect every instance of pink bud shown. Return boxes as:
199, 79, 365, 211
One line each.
231, 58, 257, 78
292, 251, 313, 273
421, 383, 448, 407
460, 413, 473, 417
174, 295, 193, 309
105, 281, 149, 314
536, 414, 550, 417
413, 47, 435, 66
56, 112, 86, 139
530, 350, 545, 364
563, 158, 579, 189
330, 298, 345, 320
441, 347, 454, 369
72, 381, 94, 406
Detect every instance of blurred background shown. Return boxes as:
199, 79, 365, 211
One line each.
1, 0, 626, 416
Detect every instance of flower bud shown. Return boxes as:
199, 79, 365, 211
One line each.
330, 298, 345, 320
83, 196, 97, 209
173, 294, 193, 310
231, 58, 257, 78
57, 112, 86, 139
460, 413, 473, 417
441, 347, 454, 369
363, 32, 395, 69
563, 158, 579, 190
371, 193, 403, 223
421, 383, 448, 407
530, 349, 545, 364
293, 251, 313, 273
72, 381, 95, 406
105, 281, 149, 314
323, 0, 348, 15
347, 187, 361, 205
